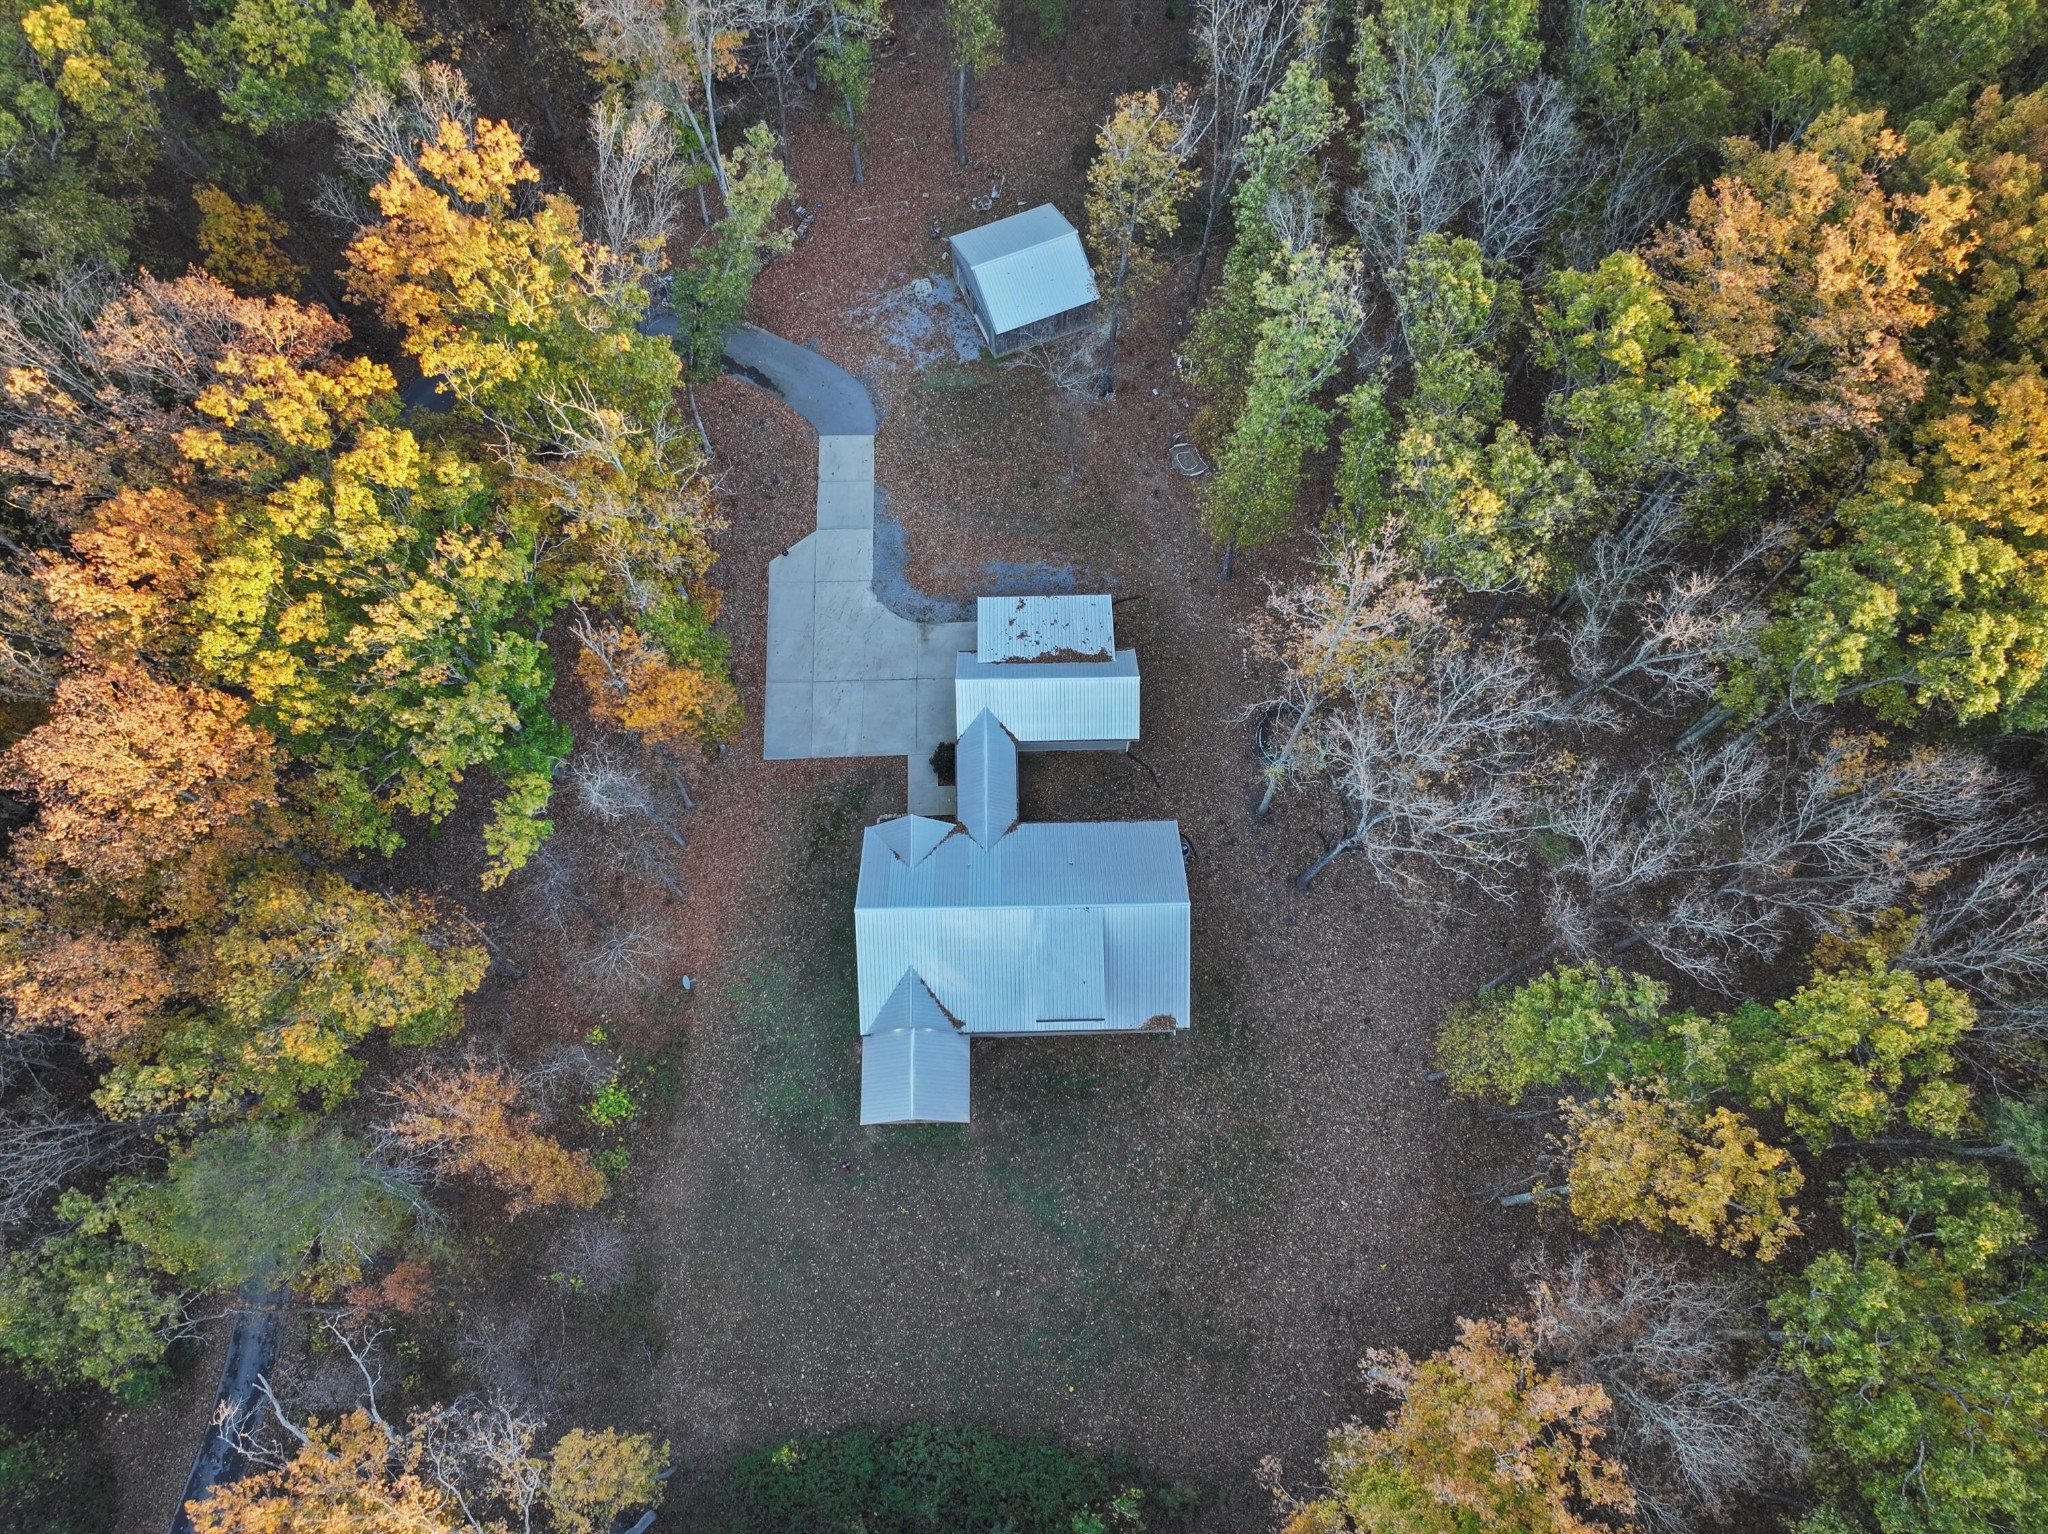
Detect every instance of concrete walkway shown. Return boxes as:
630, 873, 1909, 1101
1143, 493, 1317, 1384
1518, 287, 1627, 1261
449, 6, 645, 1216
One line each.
722, 326, 973, 814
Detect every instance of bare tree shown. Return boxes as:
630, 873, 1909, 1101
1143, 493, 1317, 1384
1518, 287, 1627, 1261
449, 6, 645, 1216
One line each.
590, 95, 688, 281
1296, 628, 1560, 898
1527, 1242, 1809, 1532
1187, 0, 1323, 298
743, 0, 830, 165
578, 0, 746, 206
1534, 738, 2042, 990
322, 63, 480, 226
1249, 527, 1436, 816
0, 1099, 142, 1227
574, 916, 664, 991
1561, 523, 1788, 717
1345, 50, 1477, 274
1470, 77, 1584, 269
568, 742, 688, 855
1905, 850, 2048, 1053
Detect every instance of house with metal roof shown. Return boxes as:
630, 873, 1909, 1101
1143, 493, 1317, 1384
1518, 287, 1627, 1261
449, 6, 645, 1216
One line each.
954, 595, 1140, 750
949, 205, 1102, 357
855, 709, 1190, 1124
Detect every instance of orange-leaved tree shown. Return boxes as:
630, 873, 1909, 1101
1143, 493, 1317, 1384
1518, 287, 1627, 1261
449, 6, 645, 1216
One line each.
1282, 1315, 1636, 1534
386, 1061, 605, 1214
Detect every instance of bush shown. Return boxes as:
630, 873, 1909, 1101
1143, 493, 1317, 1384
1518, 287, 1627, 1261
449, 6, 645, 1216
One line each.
725, 1424, 1157, 1534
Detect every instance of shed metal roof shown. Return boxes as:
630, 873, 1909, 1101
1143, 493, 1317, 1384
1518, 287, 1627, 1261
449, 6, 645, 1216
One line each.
855, 818, 1190, 1037
976, 594, 1115, 663
956, 709, 1020, 848
949, 205, 1101, 336
955, 651, 1140, 743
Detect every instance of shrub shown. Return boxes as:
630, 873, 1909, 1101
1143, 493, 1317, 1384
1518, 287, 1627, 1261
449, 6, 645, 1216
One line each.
725, 1424, 1154, 1534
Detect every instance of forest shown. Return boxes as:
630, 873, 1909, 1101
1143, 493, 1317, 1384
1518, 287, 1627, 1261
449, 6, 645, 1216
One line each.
0, 0, 2045, 1529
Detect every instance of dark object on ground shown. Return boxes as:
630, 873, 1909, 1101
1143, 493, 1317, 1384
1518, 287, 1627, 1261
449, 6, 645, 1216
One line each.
166, 1287, 285, 1534
929, 740, 957, 787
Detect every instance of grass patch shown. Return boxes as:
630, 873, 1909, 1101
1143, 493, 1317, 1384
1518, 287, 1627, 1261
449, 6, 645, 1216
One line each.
604, 1261, 668, 1360
722, 1423, 1193, 1534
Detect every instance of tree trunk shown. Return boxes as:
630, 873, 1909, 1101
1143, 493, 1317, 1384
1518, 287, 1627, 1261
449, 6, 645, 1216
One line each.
954, 66, 969, 165
775, 75, 794, 171
1097, 245, 1133, 397
1294, 835, 1352, 891
701, 61, 729, 204
1484, 940, 1559, 993
1675, 702, 1735, 751
1219, 538, 1235, 580
1188, 155, 1226, 312
1257, 701, 1314, 817
1499, 1185, 1568, 1208
846, 100, 865, 184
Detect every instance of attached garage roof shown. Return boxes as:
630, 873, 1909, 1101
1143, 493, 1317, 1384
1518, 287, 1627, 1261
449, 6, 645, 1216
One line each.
949, 205, 1101, 336
955, 651, 1141, 744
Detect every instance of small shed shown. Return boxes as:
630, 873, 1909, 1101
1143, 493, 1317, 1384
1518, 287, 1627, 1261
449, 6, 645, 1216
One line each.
949, 205, 1101, 356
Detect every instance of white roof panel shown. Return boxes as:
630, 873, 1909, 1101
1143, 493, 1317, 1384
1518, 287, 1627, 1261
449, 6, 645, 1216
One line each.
976, 594, 1115, 663
949, 205, 1100, 336
955, 652, 1140, 743
956, 709, 1020, 847
860, 1014, 971, 1124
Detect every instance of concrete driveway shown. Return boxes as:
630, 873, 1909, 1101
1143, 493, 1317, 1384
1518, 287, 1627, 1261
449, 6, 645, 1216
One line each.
722, 325, 972, 813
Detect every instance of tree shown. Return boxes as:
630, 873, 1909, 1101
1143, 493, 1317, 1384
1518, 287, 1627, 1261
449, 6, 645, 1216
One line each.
1743, 371, 2048, 732
1084, 87, 1198, 398
664, 121, 795, 381
544, 1429, 670, 1534
1387, 234, 1596, 591
942, 0, 996, 167
1527, 1243, 1809, 1533
176, 0, 412, 132
0, 1189, 179, 1397
1721, 958, 1975, 1148
1179, 55, 1336, 456
387, 1062, 606, 1215
186, 1359, 668, 1534
1771, 1160, 2048, 1534
1202, 242, 1366, 566
815, 0, 884, 183
1535, 252, 1732, 489
1560, 0, 1729, 250
1282, 1315, 1635, 1534
1549, 1081, 1804, 1261
0, 0, 161, 277
113, 1125, 424, 1298
1648, 116, 1976, 511
4, 660, 279, 914
1186, 0, 1324, 298
194, 184, 304, 294
1437, 963, 1671, 1103
95, 869, 487, 1121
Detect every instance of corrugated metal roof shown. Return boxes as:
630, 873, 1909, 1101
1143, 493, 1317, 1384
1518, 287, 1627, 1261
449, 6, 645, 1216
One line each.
855, 819, 1191, 1037
1032, 907, 1106, 1023
956, 709, 1019, 848
860, 1000, 972, 1124
874, 969, 959, 1032
955, 652, 1140, 743
871, 814, 958, 867
949, 205, 1101, 336
976, 594, 1115, 663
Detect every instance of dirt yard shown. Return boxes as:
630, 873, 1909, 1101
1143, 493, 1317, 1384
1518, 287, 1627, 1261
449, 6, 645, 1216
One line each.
117, 10, 1553, 1529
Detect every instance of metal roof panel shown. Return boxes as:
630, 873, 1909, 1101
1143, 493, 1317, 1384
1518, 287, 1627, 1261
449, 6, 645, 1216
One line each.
976, 594, 1115, 662
949, 206, 1100, 335
955, 652, 1140, 743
